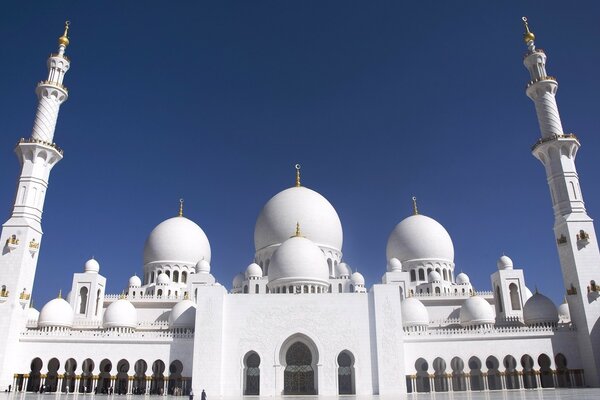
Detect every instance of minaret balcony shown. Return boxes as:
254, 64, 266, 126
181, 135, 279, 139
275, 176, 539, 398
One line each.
37, 80, 69, 94
49, 53, 70, 62
17, 137, 64, 155
531, 133, 578, 151
526, 75, 556, 89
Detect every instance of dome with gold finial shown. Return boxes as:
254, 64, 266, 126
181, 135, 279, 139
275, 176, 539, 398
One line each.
522, 17, 535, 44
58, 21, 70, 47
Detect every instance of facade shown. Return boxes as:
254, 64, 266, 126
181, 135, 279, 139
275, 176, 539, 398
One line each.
0, 18, 599, 397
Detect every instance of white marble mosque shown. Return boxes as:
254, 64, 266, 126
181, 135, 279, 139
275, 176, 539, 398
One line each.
1, 18, 600, 397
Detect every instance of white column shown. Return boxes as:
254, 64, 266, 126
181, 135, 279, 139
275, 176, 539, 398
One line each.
534, 371, 542, 388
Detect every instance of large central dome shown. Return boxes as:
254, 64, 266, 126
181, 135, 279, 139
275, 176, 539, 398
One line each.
254, 186, 343, 252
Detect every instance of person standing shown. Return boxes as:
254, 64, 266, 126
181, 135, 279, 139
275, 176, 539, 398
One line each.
189, 389, 194, 400
201, 389, 206, 400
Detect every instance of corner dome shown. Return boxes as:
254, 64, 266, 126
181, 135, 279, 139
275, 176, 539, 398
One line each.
255, 186, 343, 252
268, 236, 329, 285
143, 216, 211, 266
335, 262, 351, 278
169, 299, 197, 328
387, 258, 402, 272
523, 292, 559, 326
459, 296, 494, 327
428, 270, 442, 282
84, 258, 100, 273
455, 272, 470, 285
103, 299, 137, 329
497, 255, 514, 270
196, 259, 211, 274
157, 273, 171, 285
39, 297, 74, 328
232, 272, 244, 289
351, 271, 365, 285
402, 297, 429, 327
386, 214, 454, 263
129, 275, 142, 287
245, 263, 262, 279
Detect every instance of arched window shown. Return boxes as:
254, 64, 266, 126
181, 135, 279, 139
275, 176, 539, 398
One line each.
418, 269, 425, 281
255, 284, 259, 294
165, 270, 171, 278
509, 283, 521, 310
79, 287, 88, 314
244, 352, 260, 395
350, 284, 354, 293
173, 271, 179, 283
443, 270, 448, 281
151, 272, 155, 283
244, 285, 249, 294
337, 351, 355, 394
435, 287, 440, 295
495, 286, 503, 313
181, 271, 187, 283
157, 289, 163, 296
338, 283, 343, 293
327, 259, 333, 276
95, 289, 102, 316
410, 270, 416, 282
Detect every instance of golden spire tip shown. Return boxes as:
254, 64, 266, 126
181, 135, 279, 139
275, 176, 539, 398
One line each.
295, 222, 301, 237
178, 198, 184, 217
295, 164, 301, 187
57, 289, 62, 299
58, 20, 71, 47
522, 16, 535, 44
412, 196, 419, 215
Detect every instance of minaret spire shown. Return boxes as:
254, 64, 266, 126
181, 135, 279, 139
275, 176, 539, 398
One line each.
526, 18, 600, 386
295, 164, 301, 187
412, 196, 419, 215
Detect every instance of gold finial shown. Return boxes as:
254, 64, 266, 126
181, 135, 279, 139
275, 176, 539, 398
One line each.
184, 292, 190, 300
178, 198, 184, 217
295, 164, 301, 187
119, 291, 126, 300
294, 222, 302, 237
57, 289, 62, 299
412, 196, 419, 215
522, 17, 535, 44
58, 21, 71, 47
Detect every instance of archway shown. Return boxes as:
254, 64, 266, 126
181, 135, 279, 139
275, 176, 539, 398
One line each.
485, 356, 501, 390
521, 354, 536, 389
468, 357, 483, 391
283, 342, 315, 395
133, 359, 148, 394
244, 352, 260, 395
555, 353, 570, 388
433, 357, 447, 391
46, 358, 60, 392
27, 358, 42, 392
503, 355, 519, 389
151, 360, 165, 394
98, 359, 112, 394
63, 358, 77, 392
538, 354, 553, 388
116, 359, 130, 395
450, 357, 466, 391
168, 360, 183, 395
337, 351, 355, 395
80, 359, 94, 393
509, 283, 521, 310
415, 358, 430, 392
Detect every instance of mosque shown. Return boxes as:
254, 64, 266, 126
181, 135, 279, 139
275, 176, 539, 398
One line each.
0, 18, 600, 397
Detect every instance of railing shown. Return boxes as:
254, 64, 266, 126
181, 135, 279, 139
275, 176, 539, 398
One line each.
38, 80, 68, 93
21, 328, 194, 339
50, 53, 71, 62
531, 133, 578, 151
18, 138, 64, 155
104, 293, 187, 301
526, 75, 557, 89
405, 322, 575, 336
413, 290, 493, 298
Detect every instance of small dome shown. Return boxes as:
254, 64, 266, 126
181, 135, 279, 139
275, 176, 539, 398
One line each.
558, 301, 570, 323
255, 186, 343, 253
169, 299, 197, 328
268, 236, 329, 285
460, 296, 494, 327
497, 255, 514, 270
351, 271, 365, 286
232, 272, 244, 289
402, 297, 429, 327
27, 307, 40, 323
196, 259, 211, 274
143, 216, 211, 266
129, 275, 142, 287
428, 271, 442, 282
523, 292, 559, 326
335, 262, 351, 277
103, 299, 137, 329
245, 263, 263, 279
455, 272, 470, 285
84, 258, 100, 273
386, 214, 454, 263
157, 273, 171, 285
39, 297, 74, 328
387, 258, 402, 272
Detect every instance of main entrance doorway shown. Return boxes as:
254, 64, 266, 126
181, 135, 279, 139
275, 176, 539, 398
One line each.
284, 342, 315, 395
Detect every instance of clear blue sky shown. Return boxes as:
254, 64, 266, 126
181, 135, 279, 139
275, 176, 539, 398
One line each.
1, 1, 599, 308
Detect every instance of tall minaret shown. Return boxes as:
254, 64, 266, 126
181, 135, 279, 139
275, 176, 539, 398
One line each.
525, 17, 600, 386
0, 22, 71, 389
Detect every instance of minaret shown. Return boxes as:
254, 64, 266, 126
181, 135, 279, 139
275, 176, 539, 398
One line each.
0, 22, 71, 389
525, 17, 600, 386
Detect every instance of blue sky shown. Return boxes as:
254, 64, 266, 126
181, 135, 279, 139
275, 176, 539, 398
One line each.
1, 1, 599, 308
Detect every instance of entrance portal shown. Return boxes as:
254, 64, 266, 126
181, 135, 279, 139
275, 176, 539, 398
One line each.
284, 342, 315, 395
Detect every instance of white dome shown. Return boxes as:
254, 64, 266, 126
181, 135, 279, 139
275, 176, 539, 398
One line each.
39, 297, 74, 328
232, 272, 244, 288
27, 307, 40, 323
169, 299, 197, 328
196, 259, 211, 274
428, 271, 442, 282
387, 257, 402, 272
255, 186, 343, 252
157, 273, 171, 285
268, 236, 329, 285
245, 263, 263, 279
402, 297, 429, 327
335, 262, 351, 277
129, 275, 142, 287
84, 258, 100, 273
386, 214, 454, 263
459, 296, 494, 327
103, 299, 137, 329
497, 255, 514, 270
351, 271, 365, 286
523, 292, 559, 326
143, 216, 211, 265
558, 301, 570, 323
455, 272, 470, 285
